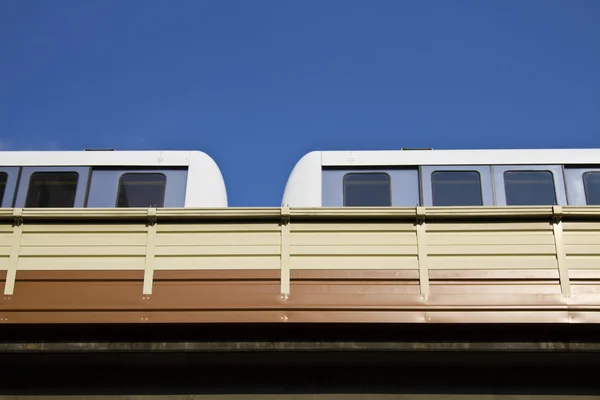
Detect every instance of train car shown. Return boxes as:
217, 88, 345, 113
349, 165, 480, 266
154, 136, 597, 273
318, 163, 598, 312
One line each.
281, 148, 600, 208
0, 149, 227, 208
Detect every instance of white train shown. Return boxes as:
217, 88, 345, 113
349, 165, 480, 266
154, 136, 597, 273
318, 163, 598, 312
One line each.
2, 148, 600, 209
281, 148, 600, 207
0, 150, 227, 208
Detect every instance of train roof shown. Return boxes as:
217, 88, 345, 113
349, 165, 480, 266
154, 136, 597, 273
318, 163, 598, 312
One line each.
318, 148, 600, 166
0, 149, 216, 167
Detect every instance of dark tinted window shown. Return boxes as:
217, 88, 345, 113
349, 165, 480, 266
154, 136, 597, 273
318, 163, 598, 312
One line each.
117, 173, 166, 207
0, 172, 7, 206
344, 173, 391, 206
583, 172, 600, 205
504, 171, 556, 205
432, 171, 483, 206
25, 172, 79, 208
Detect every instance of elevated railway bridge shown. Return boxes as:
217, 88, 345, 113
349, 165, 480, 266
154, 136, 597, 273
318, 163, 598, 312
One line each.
1, 205, 600, 399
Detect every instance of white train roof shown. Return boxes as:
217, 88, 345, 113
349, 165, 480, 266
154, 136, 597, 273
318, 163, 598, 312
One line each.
320, 148, 600, 166
0, 150, 206, 166
281, 148, 600, 207
0, 150, 228, 207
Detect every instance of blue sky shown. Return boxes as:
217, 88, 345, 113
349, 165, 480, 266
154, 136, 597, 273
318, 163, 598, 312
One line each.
1, 1, 599, 206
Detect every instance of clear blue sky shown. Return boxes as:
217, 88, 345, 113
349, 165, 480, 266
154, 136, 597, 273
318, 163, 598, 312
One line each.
1, 1, 599, 206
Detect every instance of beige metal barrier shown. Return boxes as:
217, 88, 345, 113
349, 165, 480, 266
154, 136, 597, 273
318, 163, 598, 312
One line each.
1, 206, 600, 324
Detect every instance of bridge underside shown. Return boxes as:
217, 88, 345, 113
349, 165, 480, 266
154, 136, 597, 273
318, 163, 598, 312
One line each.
1, 323, 600, 398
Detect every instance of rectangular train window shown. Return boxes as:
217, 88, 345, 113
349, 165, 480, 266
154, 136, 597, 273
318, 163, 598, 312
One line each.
504, 171, 557, 205
583, 172, 600, 205
343, 173, 391, 206
322, 168, 418, 207
431, 171, 483, 206
117, 173, 166, 207
0, 172, 6, 206
25, 172, 79, 208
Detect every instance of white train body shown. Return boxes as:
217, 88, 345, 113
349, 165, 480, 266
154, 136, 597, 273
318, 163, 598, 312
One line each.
281, 149, 600, 208
0, 150, 227, 208
3, 148, 600, 210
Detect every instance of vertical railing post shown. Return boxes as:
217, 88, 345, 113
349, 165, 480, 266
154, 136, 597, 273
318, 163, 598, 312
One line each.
552, 206, 570, 296
142, 208, 157, 296
4, 209, 23, 296
280, 206, 291, 296
415, 206, 430, 297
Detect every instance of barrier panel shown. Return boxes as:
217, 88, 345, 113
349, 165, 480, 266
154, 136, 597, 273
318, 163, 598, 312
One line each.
1, 206, 600, 324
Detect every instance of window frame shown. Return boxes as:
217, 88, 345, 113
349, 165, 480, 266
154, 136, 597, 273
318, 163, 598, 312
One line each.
0, 172, 6, 206
115, 172, 167, 208
583, 171, 600, 205
421, 165, 494, 206
431, 170, 484, 206
25, 171, 80, 208
563, 166, 600, 206
86, 168, 187, 208
0, 167, 19, 208
13, 166, 90, 208
492, 165, 566, 206
322, 168, 419, 207
342, 172, 392, 207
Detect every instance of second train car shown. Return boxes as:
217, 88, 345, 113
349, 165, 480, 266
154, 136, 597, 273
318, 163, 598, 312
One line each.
281, 148, 600, 208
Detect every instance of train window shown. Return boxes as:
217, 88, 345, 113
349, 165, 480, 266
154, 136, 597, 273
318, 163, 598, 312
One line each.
504, 171, 557, 205
25, 172, 79, 208
583, 172, 600, 205
343, 173, 391, 206
117, 173, 166, 207
0, 173, 7, 205
431, 171, 483, 206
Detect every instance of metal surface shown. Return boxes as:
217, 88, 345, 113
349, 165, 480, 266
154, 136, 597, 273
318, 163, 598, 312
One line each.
1, 206, 600, 324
